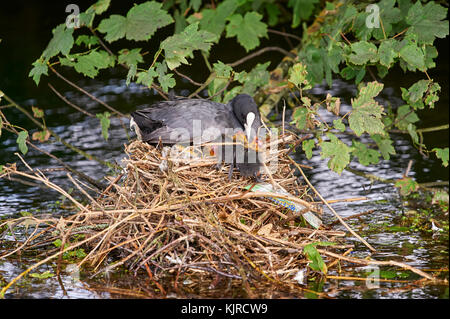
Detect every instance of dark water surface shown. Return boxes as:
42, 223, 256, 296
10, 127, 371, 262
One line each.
0, 2, 448, 299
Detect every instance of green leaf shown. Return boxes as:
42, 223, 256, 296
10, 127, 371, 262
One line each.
79, 7, 96, 28
161, 22, 216, 70
351, 140, 380, 166
92, 0, 111, 14
300, 45, 325, 85
302, 139, 315, 159
349, 81, 385, 136
406, 80, 429, 103
378, 39, 397, 68
71, 50, 115, 78
395, 105, 419, 130
288, 63, 311, 88
155, 62, 176, 93
32, 106, 44, 118
236, 62, 270, 96
17, 130, 28, 155
75, 35, 100, 48
433, 147, 449, 167
395, 177, 419, 196
136, 67, 158, 88
97, 15, 126, 42
225, 12, 268, 52
42, 24, 74, 59
371, 134, 396, 160
98, 1, 173, 42
118, 48, 143, 67
190, 0, 202, 12
288, 0, 319, 28
349, 41, 378, 65
30, 271, 55, 279
265, 3, 281, 26
209, 61, 233, 100
320, 133, 351, 174
303, 243, 327, 274
126, 64, 137, 86
372, 0, 402, 39
187, 0, 239, 38
398, 42, 425, 71
425, 82, 441, 108
29, 59, 48, 85
223, 86, 243, 103
292, 107, 308, 130
96, 111, 111, 141
333, 119, 345, 132
405, 1, 449, 45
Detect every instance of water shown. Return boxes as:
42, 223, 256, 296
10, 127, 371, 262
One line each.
0, 3, 448, 299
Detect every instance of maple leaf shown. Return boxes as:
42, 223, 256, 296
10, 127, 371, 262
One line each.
349, 82, 385, 136
161, 22, 215, 70
98, 1, 173, 42
320, 133, 351, 174
225, 12, 268, 52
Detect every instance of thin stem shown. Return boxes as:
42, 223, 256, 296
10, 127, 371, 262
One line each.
0, 92, 116, 169
229, 47, 296, 68
268, 29, 302, 41
48, 83, 95, 117
48, 65, 126, 117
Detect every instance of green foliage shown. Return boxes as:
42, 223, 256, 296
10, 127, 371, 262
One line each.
31, 106, 44, 119
288, 0, 319, 28
16, 131, 28, 155
24, 0, 448, 197
98, 1, 173, 42
351, 141, 380, 166
288, 63, 311, 89
302, 139, 315, 159
292, 107, 308, 130
303, 243, 327, 274
187, 0, 239, 38
75, 35, 100, 48
225, 12, 268, 52
349, 82, 385, 137
405, 1, 449, 44
42, 24, 74, 60
52, 239, 87, 260
320, 133, 351, 175
395, 177, 419, 196
161, 22, 215, 69
371, 134, 396, 160
60, 50, 115, 78
349, 41, 378, 65
118, 48, 143, 67
96, 112, 111, 141
29, 271, 55, 279
433, 148, 449, 167
29, 59, 48, 85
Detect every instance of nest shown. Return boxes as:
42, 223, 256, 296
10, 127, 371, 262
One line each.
1, 131, 439, 297
70, 132, 352, 287
1, 132, 353, 296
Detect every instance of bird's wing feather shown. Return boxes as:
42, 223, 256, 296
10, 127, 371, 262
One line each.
132, 100, 243, 144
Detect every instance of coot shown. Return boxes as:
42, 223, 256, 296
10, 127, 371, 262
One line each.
130, 94, 263, 178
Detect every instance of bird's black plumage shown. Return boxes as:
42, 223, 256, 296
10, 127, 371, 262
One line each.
130, 94, 263, 178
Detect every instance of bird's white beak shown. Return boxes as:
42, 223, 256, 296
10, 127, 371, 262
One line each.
244, 112, 255, 141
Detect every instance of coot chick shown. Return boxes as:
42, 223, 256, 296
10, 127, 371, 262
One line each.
130, 94, 263, 178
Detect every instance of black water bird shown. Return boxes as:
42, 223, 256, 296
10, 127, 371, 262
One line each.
130, 94, 263, 178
